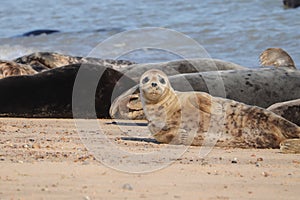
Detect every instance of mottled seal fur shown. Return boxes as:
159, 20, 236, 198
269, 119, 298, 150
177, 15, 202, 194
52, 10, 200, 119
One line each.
0, 63, 136, 118
260, 48, 296, 69
110, 68, 300, 119
14, 52, 136, 71
267, 99, 300, 126
0, 60, 37, 78
139, 69, 300, 153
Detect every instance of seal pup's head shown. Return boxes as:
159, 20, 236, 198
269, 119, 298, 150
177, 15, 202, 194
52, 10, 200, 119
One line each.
259, 48, 296, 69
139, 69, 173, 103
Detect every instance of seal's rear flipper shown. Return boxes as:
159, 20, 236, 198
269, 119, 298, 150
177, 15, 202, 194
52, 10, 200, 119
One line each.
280, 139, 300, 153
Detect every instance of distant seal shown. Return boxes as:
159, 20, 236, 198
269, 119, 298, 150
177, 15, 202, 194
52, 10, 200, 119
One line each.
21, 29, 60, 37
0, 63, 136, 118
139, 69, 300, 153
0, 60, 37, 78
260, 48, 296, 69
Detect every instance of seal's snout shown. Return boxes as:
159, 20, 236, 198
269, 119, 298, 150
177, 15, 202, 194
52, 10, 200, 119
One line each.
151, 82, 158, 87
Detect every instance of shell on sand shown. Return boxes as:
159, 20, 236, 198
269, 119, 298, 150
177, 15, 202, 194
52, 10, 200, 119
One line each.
119, 58, 247, 82
267, 99, 300, 126
110, 68, 300, 119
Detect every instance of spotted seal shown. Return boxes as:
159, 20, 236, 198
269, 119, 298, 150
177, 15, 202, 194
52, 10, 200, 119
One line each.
14, 52, 136, 71
0, 60, 37, 78
21, 29, 60, 37
139, 69, 300, 153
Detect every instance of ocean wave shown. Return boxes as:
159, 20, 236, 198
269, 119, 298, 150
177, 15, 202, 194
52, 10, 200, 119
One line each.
0, 45, 40, 60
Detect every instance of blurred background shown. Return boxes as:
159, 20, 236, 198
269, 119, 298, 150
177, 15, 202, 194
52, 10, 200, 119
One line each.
0, 0, 299, 67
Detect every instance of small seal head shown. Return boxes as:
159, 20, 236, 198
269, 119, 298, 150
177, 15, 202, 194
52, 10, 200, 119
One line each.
259, 48, 296, 69
139, 69, 172, 103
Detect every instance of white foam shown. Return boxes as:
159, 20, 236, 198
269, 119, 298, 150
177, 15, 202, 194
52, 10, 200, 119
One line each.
0, 45, 39, 60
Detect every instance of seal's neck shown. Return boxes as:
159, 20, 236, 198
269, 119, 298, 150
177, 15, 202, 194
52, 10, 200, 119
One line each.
150, 88, 180, 115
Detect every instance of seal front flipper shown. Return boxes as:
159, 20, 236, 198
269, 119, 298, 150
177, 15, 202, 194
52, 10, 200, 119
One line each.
280, 139, 300, 153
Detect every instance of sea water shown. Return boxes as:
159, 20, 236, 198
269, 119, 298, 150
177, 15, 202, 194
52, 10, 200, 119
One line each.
0, 0, 299, 68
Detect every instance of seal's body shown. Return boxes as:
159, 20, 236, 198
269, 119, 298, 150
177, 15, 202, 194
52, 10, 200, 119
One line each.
140, 69, 300, 152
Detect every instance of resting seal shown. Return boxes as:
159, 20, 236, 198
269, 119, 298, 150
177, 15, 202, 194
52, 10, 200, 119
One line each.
139, 69, 300, 153
260, 48, 296, 69
283, 0, 300, 8
14, 52, 136, 71
0, 63, 136, 118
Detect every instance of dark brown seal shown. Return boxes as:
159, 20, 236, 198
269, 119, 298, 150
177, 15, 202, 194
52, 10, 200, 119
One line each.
0, 63, 136, 118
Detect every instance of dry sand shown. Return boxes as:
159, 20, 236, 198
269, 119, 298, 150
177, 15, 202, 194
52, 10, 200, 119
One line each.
0, 118, 299, 200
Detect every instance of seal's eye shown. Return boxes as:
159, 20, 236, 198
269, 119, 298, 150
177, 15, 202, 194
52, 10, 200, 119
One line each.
142, 77, 149, 84
159, 77, 166, 84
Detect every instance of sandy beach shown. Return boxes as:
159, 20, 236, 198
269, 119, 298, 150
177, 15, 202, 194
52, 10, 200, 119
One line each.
0, 118, 300, 200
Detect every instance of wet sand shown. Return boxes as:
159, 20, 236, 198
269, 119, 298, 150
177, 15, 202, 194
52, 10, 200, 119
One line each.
0, 118, 299, 199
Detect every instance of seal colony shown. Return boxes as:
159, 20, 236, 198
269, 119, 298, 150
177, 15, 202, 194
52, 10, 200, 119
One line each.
139, 69, 300, 153
0, 47, 298, 121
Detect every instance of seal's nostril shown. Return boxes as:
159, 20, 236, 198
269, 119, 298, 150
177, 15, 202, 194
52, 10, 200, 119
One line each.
151, 82, 157, 87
